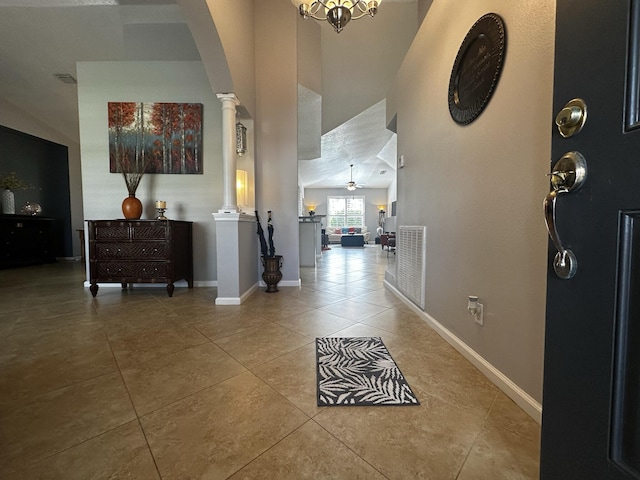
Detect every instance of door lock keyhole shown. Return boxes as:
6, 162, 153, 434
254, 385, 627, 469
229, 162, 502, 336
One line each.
555, 98, 587, 138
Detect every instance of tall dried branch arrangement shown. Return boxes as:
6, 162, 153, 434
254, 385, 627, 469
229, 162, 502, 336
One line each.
117, 154, 149, 195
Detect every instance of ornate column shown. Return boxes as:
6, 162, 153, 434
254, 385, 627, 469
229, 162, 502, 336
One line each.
216, 93, 239, 212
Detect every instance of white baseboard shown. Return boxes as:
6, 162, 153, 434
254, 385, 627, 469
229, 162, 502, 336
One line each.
384, 280, 542, 424
83, 279, 210, 288
215, 283, 259, 305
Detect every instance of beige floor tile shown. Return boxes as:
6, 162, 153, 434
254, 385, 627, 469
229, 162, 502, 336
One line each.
140, 372, 309, 479
9, 310, 101, 337
169, 302, 257, 324
252, 343, 323, 417
456, 422, 540, 480
246, 299, 316, 323
0, 333, 118, 409
325, 322, 404, 342
0, 314, 18, 337
359, 305, 443, 347
274, 309, 358, 338
388, 339, 499, 418
0, 372, 136, 474
230, 420, 387, 479
321, 284, 380, 298
191, 311, 272, 341
319, 299, 389, 321
108, 320, 209, 368
0, 321, 108, 365
122, 342, 247, 415
277, 287, 349, 309
0, 248, 541, 478
351, 288, 406, 307
13, 420, 160, 480
485, 392, 541, 444
213, 322, 313, 369
314, 390, 484, 480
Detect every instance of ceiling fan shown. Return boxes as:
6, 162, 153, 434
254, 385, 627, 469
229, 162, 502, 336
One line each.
346, 164, 364, 191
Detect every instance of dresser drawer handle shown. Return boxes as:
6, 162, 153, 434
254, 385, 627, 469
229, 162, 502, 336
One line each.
141, 248, 159, 254
106, 267, 123, 274
142, 267, 159, 274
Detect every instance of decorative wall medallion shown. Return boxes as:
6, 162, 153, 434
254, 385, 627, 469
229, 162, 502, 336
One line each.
448, 13, 506, 125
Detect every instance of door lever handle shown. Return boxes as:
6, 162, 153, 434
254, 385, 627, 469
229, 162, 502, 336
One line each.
543, 151, 587, 279
544, 189, 577, 279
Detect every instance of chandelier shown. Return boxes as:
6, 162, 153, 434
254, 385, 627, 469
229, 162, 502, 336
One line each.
291, 0, 382, 34
347, 164, 357, 191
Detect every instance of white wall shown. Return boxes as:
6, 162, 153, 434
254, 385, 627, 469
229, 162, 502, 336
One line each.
77, 61, 223, 282
390, 0, 555, 402
0, 98, 84, 257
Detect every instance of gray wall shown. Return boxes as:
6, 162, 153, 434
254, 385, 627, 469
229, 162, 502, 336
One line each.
0, 98, 84, 257
77, 61, 223, 283
0, 126, 72, 257
390, 0, 555, 402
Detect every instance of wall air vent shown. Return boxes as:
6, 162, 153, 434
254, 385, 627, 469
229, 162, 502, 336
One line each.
53, 73, 77, 84
397, 225, 427, 310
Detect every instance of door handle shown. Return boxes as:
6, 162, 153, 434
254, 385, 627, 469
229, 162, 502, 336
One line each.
543, 151, 587, 279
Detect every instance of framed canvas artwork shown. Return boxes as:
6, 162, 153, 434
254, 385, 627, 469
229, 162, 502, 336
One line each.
108, 102, 203, 174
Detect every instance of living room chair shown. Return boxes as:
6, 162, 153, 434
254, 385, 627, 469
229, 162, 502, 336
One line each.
380, 234, 396, 256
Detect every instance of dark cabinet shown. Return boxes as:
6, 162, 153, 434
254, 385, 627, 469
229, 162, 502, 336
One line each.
87, 220, 193, 297
0, 215, 56, 268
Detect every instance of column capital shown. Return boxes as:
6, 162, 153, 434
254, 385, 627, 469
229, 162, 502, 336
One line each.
216, 93, 240, 106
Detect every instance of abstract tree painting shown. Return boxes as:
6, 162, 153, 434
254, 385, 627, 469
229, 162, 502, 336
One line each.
108, 102, 203, 174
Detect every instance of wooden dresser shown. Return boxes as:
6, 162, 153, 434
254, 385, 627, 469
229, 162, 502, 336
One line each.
87, 220, 193, 297
1, 215, 56, 268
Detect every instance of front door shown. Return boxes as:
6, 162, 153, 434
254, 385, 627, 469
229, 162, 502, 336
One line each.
541, 1, 640, 478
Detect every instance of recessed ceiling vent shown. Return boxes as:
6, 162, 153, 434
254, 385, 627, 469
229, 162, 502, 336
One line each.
53, 73, 77, 84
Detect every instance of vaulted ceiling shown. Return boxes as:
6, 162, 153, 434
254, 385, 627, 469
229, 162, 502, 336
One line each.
0, 0, 422, 190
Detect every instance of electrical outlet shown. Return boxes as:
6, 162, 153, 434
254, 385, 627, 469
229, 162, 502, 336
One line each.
467, 296, 484, 326
474, 304, 484, 326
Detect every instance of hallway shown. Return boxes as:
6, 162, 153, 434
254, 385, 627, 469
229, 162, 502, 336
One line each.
0, 245, 540, 479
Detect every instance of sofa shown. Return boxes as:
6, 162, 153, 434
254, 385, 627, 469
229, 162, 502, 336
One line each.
327, 226, 371, 244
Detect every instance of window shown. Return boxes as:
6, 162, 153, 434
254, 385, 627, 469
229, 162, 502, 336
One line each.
327, 196, 365, 228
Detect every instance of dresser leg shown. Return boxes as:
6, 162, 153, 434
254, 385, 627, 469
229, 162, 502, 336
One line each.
90, 283, 98, 297
167, 283, 175, 297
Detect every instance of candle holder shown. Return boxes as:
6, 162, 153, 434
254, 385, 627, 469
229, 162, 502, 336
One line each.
156, 207, 167, 220
155, 201, 168, 220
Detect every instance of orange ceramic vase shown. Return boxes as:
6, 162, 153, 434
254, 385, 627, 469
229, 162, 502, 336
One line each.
122, 194, 143, 219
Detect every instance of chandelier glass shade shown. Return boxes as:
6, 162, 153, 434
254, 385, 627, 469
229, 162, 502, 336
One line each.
291, 0, 381, 33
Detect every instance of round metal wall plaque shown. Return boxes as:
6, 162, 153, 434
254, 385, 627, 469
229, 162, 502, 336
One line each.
448, 13, 506, 125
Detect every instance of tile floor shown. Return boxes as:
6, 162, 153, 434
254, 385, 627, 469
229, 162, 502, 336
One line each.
0, 245, 540, 479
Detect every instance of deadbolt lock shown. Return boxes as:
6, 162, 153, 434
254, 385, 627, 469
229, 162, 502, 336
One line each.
555, 98, 587, 138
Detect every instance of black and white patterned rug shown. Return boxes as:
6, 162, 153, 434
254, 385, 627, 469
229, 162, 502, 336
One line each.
316, 337, 420, 406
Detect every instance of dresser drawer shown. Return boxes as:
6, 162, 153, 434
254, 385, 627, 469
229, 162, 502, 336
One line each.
94, 225, 130, 240
96, 262, 168, 278
96, 243, 167, 259
132, 225, 167, 240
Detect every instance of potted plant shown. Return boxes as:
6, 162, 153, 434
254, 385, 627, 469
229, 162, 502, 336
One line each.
0, 172, 31, 214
